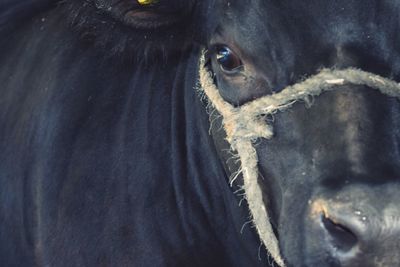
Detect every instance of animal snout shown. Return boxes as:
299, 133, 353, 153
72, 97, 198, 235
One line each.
307, 194, 400, 267
321, 213, 359, 254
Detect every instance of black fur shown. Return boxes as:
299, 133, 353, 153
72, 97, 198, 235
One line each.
63, 0, 200, 63
0, 1, 272, 266
205, 1, 400, 266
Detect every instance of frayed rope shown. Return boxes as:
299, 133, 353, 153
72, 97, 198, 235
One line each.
198, 50, 400, 267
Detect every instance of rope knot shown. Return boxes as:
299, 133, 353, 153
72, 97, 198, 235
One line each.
224, 113, 274, 144
199, 49, 400, 267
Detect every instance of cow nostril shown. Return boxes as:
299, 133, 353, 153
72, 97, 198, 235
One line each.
321, 215, 358, 252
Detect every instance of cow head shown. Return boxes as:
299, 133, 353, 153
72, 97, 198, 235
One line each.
202, 1, 400, 266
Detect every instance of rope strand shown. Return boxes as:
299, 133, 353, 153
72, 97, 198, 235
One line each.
198, 50, 400, 267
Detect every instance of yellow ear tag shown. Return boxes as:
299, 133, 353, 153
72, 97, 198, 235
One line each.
137, 0, 158, 5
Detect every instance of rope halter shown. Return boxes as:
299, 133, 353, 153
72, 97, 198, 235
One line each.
198, 50, 400, 267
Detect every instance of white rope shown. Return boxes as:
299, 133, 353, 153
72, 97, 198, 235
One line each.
198, 51, 400, 267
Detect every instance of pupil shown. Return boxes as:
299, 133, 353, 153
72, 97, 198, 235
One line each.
216, 46, 241, 71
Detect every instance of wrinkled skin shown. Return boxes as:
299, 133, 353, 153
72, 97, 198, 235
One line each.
205, 1, 400, 266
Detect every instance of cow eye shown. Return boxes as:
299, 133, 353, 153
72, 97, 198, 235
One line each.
215, 45, 243, 73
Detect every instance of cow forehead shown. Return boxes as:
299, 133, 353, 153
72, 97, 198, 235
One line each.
207, 0, 400, 90
213, 0, 400, 19
209, 0, 400, 43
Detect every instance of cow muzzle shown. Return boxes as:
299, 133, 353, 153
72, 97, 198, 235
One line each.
308, 185, 400, 267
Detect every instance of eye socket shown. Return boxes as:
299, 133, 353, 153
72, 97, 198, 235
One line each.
215, 45, 243, 73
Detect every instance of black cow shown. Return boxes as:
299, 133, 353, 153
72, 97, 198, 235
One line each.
203, 0, 400, 267
0, 1, 271, 266
3, 1, 400, 267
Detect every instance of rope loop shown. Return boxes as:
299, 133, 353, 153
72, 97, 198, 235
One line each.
198, 49, 400, 267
